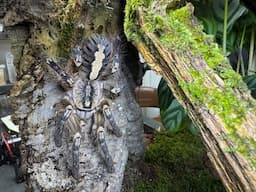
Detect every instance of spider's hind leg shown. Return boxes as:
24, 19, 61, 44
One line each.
72, 131, 82, 180
103, 104, 122, 137
91, 107, 115, 172
97, 126, 114, 173
54, 105, 73, 147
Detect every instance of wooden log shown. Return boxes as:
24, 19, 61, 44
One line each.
124, 0, 256, 191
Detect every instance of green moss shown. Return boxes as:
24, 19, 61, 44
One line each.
124, 1, 138, 41
35, 28, 59, 57
53, 0, 81, 57
54, 0, 81, 24
145, 131, 203, 166
183, 70, 247, 131
135, 131, 225, 192
222, 133, 256, 168
58, 23, 74, 57
135, 168, 225, 192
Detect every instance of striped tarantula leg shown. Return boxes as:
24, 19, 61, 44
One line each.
90, 113, 98, 146
54, 105, 73, 147
46, 58, 74, 87
72, 132, 81, 180
103, 105, 122, 137
97, 126, 114, 173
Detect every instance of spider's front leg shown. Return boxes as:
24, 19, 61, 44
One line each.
55, 104, 84, 179
103, 104, 122, 137
46, 58, 74, 89
92, 110, 114, 173
54, 105, 73, 147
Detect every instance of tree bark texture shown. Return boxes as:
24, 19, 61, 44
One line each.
1, 0, 144, 191
124, 0, 256, 191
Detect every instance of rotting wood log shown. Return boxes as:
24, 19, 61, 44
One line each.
124, 0, 256, 191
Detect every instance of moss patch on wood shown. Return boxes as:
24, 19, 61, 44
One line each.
57, 23, 74, 57
54, 0, 82, 57
124, 0, 256, 168
34, 0, 81, 58
125, 2, 250, 130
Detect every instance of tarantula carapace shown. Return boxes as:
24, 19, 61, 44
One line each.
46, 35, 124, 179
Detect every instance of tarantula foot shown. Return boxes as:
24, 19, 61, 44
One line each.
105, 156, 114, 173
72, 132, 81, 180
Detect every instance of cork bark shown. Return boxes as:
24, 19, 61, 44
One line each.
1, 1, 144, 191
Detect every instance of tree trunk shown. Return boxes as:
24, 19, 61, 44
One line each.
124, 0, 256, 191
1, 0, 144, 191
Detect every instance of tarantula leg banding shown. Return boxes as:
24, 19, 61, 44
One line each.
46, 59, 74, 87
103, 104, 122, 137
91, 106, 115, 173
54, 105, 73, 147
72, 132, 82, 180
97, 126, 114, 173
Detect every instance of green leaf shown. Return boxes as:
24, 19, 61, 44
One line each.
212, 0, 246, 26
158, 78, 174, 112
195, 0, 248, 52
227, 6, 247, 32
226, 30, 238, 52
244, 75, 256, 90
199, 17, 218, 36
158, 78, 198, 134
161, 99, 187, 133
243, 74, 256, 98
188, 123, 199, 135
235, 9, 256, 27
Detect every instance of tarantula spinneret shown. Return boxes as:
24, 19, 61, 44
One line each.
46, 35, 124, 179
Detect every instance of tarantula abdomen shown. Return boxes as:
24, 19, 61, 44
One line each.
72, 35, 119, 81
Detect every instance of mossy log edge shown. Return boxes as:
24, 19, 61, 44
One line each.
124, 1, 256, 191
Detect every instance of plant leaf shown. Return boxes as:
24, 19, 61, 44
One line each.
199, 17, 218, 36
227, 6, 247, 32
158, 78, 198, 133
158, 78, 174, 112
161, 99, 187, 133
244, 74, 256, 98
212, 0, 241, 21
188, 123, 199, 135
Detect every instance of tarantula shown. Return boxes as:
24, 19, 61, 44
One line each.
46, 35, 124, 179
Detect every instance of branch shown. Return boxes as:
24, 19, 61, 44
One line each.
124, 0, 256, 191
